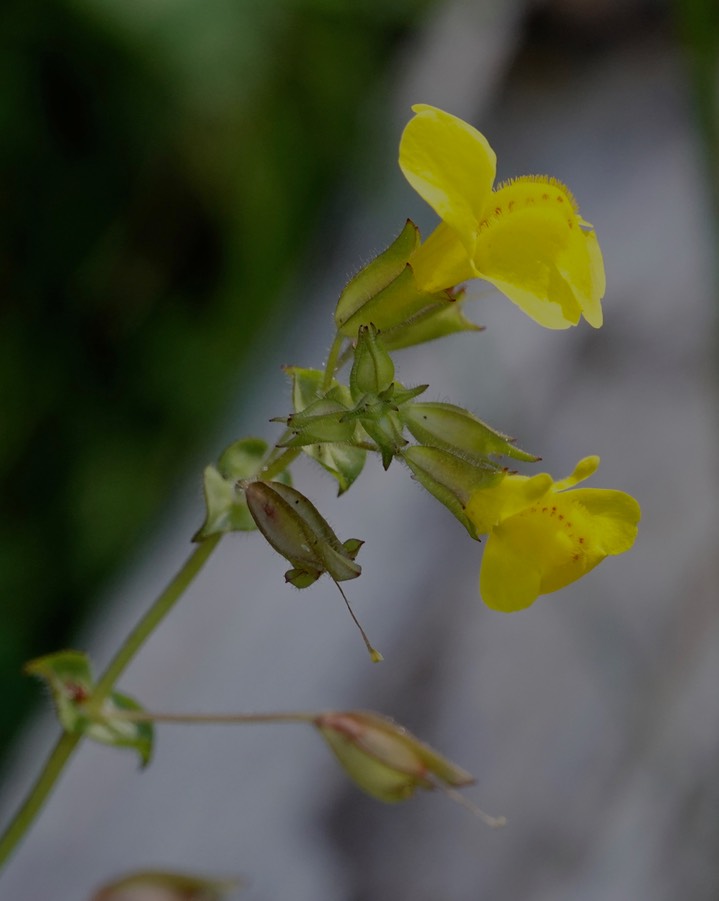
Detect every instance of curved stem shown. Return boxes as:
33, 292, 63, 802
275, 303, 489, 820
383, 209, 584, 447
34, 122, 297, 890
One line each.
0, 534, 222, 870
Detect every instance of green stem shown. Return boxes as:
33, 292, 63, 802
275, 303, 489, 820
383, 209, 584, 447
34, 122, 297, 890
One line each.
0, 533, 222, 870
261, 446, 300, 481
93, 534, 222, 701
322, 333, 345, 391
0, 732, 79, 868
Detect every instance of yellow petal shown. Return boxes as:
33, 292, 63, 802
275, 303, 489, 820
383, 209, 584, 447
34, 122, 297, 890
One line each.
479, 484, 640, 611
465, 472, 552, 535
552, 455, 600, 492
409, 222, 478, 293
564, 488, 641, 555
580, 229, 606, 327
473, 178, 604, 329
480, 528, 543, 612
482, 493, 601, 606
399, 104, 496, 253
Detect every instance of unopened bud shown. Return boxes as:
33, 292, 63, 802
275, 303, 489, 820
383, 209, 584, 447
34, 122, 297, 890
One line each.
349, 324, 395, 399
315, 710, 474, 803
92, 869, 238, 901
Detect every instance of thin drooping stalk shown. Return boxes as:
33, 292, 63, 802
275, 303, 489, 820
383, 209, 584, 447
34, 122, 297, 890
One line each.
106, 710, 316, 726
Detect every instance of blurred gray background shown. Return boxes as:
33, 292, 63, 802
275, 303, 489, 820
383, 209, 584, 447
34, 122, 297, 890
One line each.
1, 0, 718, 899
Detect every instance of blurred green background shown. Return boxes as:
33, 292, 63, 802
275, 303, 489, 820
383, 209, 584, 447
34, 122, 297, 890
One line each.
0, 0, 438, 762
0, 0, 716, 769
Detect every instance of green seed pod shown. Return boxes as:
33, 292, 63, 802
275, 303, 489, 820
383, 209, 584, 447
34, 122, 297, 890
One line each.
244, 481, 362, 585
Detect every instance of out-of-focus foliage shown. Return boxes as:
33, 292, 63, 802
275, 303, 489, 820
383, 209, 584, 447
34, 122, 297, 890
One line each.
675, 0, 719, 229
0, 0, 435, 761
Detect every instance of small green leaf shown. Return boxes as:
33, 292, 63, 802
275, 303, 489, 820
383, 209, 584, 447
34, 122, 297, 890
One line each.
194, 438, 290, 541
25, 651, 154, 766
92, 869, 240, 901
217, 437, 269, 480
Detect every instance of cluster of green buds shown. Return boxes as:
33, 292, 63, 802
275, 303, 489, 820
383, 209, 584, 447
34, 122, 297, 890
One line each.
193, 230, 539, 657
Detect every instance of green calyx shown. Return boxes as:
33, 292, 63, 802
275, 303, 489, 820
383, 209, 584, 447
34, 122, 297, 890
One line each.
401, 445, 504, 538
400, 402, 539, 464
334, 221, 471, 350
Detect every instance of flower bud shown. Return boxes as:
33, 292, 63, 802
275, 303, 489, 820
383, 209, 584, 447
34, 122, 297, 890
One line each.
314, 710, 474, 803
401, 402, 538, 463
402, 445, 503, 538
92, 870, 238, 901
349, 324, 395, 400
243, 480, 362, 587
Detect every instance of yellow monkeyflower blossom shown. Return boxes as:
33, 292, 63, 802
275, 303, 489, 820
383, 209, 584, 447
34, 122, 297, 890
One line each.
465, 456, 640, 612
399, 104, 606, 329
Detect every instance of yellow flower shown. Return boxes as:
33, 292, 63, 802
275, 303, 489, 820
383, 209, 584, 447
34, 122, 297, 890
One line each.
399, 104, 606, 329
465, 457, 640, 612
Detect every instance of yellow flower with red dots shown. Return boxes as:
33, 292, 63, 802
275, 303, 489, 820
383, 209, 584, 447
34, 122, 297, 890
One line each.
399, 104, 606, 329
465, 457, 640, 612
